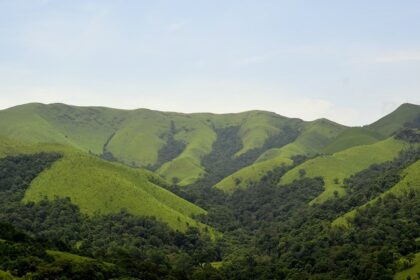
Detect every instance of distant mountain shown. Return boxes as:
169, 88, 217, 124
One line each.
0, 102, 419, 193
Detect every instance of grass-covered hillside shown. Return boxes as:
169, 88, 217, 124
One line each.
0, 137, 211, 233
280, 137, 411, 204
22, 151, 209, 232
333, 159, 420, 227
215, 118, 346, 192
0, 104, 304, 186
367, 103, 420, 137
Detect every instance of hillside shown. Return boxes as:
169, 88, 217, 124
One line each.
0, 137, 211, 233
280, 137, 411, 204
215, 118, 346, 192
22, 151, 210, 232
333, 159, 420, 227
0, 104, 303, 186
367, 103, 420, 137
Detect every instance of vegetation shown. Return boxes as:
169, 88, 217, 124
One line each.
280, 137, 412, 203
0, 102, 419, 279
23, 151, 210, 232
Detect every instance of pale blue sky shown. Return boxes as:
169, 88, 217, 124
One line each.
0, 0, 419, 125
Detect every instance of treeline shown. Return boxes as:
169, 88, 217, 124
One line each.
1, 146, 419, 279
188, 147, 420, 279
0, 153, 222, 279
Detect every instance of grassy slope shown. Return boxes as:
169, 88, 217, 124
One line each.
257, 119, 346, 162
0, 270, 17, 280
321, 127, 384, 154
23, 151, 209, 232
333, 159, 420, 227
215, 157, 293, 193
280, 138, 409, 204
0, 104, 304, 186
215, 119, 345, 192
0, 138, 211, 233
367, 103, 420, 137
394, 252, 420, 280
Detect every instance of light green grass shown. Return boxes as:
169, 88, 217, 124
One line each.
47, 250, 107, 265
22, 151, 211, 233
322, 127, 383, 154
368, 103, 420, 137
0, 270, 17, 280
394, 252, 420, 280
215, 119, 345, 193
215, 157, 293, 192
280, 138, 409, 204
257, 118, 346, 162
333, 160, 420, 227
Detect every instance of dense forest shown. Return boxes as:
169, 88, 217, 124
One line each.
0, 145, 419, 279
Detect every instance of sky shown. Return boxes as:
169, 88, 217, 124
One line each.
0, 0, 419, 126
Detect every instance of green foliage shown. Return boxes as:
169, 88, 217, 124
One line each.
23, 151, 210, 232
0, 154, 221, 279
281, 137, 410, 203
394, 253, 420, 280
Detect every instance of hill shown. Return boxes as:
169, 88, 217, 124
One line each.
333, 159, 420, 227
23, 151, 209, 232
280, 137, 412, 204
0, 104, 303, 186
367, 103, 420, 137
0, 137, 211, 233
215, 118, 346, 192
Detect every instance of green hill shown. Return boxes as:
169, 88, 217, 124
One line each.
22, 150, 209, 232
0, 104, 303, 186
257, 118, 346, 162
280, 137, 410, 204
0, 138, 211, 233
215, 119, 346, 192
367, 103, 420, 137
321, 127, 384, 154
333, 159, 420, 227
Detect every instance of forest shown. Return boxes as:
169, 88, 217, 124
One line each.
0, 145, 419, 279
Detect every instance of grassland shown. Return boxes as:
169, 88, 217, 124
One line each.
0, 136, 216, 234
215, 156, 293, 192
23, 151, 210, 232
321, 127, 383, 154
214, 119, 345, 192
0, 104, 308, 186
280, 138, 409, 204
368, 103, 420, 137
333, 159, 420, 227
394, 252, 420, 280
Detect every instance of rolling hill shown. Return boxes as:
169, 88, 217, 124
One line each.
0, 104, 302, 186
280, 137, 412, 204
333, 159, 420, 227
215, 118, 346, 192
367, 103, 420, 137
0, 138, 211, 233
